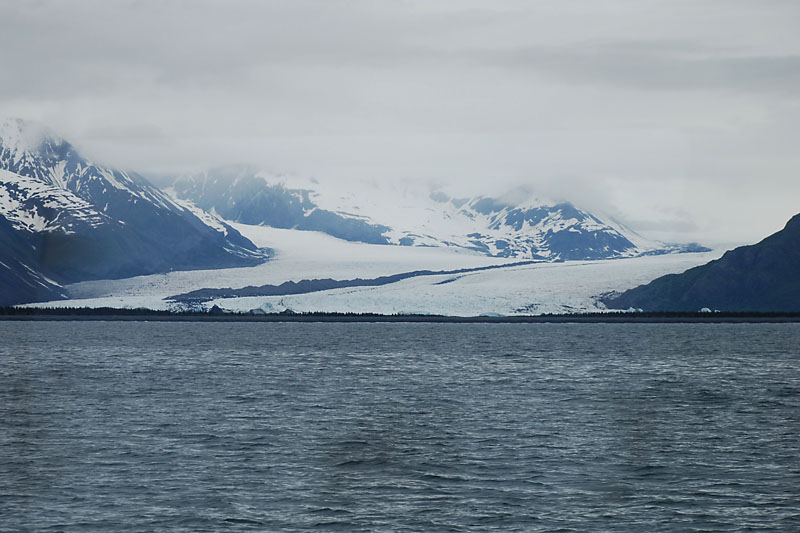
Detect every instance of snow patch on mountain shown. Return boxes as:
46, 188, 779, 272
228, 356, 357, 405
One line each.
0, 168, 111, 233
164, 190, 232, 237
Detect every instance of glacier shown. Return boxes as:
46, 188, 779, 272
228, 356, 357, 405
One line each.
30, 223, 721, 316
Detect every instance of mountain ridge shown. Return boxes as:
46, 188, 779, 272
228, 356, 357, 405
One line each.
0, 119, 269, 305
603, 213, 800, 312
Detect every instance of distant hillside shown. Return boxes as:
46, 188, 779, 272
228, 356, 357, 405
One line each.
604, 213, 800, 312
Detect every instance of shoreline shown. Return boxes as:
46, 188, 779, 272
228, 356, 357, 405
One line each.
2, 308, 800, 324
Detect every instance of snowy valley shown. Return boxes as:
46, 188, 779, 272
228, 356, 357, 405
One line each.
34, 223, 721, 316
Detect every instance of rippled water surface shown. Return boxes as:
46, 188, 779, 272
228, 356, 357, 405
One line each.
2, 321, 800, 531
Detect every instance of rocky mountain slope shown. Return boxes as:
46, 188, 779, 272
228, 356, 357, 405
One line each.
604, 213, 800, 312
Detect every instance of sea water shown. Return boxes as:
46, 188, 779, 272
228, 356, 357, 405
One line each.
2, 322, 799, 531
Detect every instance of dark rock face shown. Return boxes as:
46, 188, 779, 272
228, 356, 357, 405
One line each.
605, 213, 800, 312
0, 215, 67, 305
0, 119, 268, 305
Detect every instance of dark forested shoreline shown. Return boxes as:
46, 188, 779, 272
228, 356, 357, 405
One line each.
2, 307, 800, 323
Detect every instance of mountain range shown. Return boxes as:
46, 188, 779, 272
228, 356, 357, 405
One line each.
1, 119, 713, 308
168, 166, 706, 261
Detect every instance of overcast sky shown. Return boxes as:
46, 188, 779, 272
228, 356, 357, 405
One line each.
2, 0, 799, 245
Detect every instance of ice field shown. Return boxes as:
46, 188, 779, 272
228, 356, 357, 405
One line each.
34, 223, 721, 315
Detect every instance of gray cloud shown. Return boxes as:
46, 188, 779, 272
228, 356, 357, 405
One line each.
1, 0, 799, 244
469, 44, 800, 94
84, 122, 166, 141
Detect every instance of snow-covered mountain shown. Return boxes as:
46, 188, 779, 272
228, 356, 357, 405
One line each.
0, 119, 267, 305
0, 118, 709, 308
170, 166, 706, 261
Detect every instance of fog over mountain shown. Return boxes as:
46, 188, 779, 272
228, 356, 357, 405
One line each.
2, 1, 799, 246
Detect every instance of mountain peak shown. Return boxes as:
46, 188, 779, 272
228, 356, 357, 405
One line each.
785, 212, 800, 231
0, 117, 63, 153
1, 120, 268, 305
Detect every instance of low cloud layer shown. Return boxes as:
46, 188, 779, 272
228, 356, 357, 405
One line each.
2, 0, 799, 244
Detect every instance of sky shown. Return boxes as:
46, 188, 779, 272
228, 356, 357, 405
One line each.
1, 0, 799, 245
